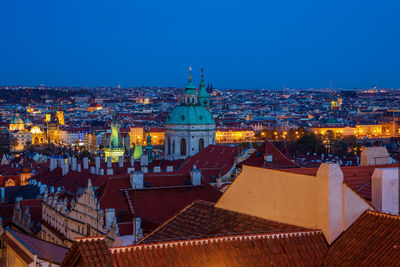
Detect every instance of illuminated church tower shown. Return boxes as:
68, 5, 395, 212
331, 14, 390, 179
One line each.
47, 108, 60, 143
164, 67, 215, 160
104, 116, 125, 162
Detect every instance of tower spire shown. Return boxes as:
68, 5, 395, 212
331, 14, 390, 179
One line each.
188, 66, 192, 82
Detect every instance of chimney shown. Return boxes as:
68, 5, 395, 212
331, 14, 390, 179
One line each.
130, 171, 144, 189
166, 166, 173, 172
190, 167, 202, 186
132, 217, 141, 243
50, 158, 56, 171
71, 157, 77, 171
107, 156, 112, 168
62, 161, 69, 176
316, 163, 343, 244
264, 154, 273, 163
119, 156, 124, 168
216, 177, 222, 188
140, 155, 148, 166
77, 164, 82, 172
83, 157, 89, 169
105, 208, 115, 229
153, 166, 161, 173
95, 156, 101, 169
372, 167, 399, 215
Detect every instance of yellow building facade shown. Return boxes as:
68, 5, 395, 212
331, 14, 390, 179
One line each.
310, 124, 391, 138
216, 128, 255, 143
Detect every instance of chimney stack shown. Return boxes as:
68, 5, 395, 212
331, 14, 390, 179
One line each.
130, 171, 144, 189
190, 167, 202, 186
107, 156, 112, 168
119, 156, 124, 168
71, 157, 77, 171
96, 156, 101, 170
105, 208, 116, 230
83, 157, 89, 169
372, 167, 399, 215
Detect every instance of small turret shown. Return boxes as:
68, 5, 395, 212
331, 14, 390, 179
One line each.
182, 66, 198, 105
198, 68, 211, 108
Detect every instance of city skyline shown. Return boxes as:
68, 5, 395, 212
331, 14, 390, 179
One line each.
1, 0, 400, 89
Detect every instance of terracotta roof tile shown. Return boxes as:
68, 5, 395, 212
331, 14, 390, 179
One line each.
61, 236, 112, 267
111, 231, 328, 267
324, 210, 400, 266
140, 200, 308, 244
240, 140, 299, 169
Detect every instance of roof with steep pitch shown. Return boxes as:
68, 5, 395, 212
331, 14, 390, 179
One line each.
324, 210, 400, 266
111, 231, 328, 267
180, 145, 239, 178
96, 174, 222, 235
139, 200, 309, 244
239, 140, 299, 169
61, 236, 112, 267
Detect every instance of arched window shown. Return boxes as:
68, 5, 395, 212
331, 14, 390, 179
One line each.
199, 138, 204, 151
168, 138, 171, 155
180, 138, 186, 156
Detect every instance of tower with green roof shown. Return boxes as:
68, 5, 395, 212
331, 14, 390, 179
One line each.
104, 115, 125, 162
164, 67, 216, 160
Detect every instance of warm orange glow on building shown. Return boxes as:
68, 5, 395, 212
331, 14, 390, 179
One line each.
216, 128, 255, 143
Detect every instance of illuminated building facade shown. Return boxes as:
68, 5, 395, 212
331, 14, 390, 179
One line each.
216, 128, 255, 143
47, 109, 60, 143
30, 126, 46, 145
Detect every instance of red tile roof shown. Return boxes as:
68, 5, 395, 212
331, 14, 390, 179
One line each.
61, 236, 112, 267
140, 200, 309, 244
126, 185, 221, 226
97, 175, 222, 234
324, 210, 400, 266
239, 140, 299, 169
111, 231, 328, 267
180, 145, 239, 178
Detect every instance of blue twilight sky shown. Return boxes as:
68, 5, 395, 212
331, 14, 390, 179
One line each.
0, 0, 399, 89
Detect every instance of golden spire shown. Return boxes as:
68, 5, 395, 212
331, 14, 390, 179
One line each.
189, 66, 192, 81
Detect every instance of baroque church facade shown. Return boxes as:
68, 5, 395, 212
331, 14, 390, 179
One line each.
164, 67, 215, 160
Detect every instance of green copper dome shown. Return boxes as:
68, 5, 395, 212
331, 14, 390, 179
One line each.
10, 115, 24, 124
166, 105, 215, 125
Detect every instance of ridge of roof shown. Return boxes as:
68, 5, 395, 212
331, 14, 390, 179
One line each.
138, 200, 212, 244
112, 230, 323, 253
366, 209, 400, 219
75, 236, 105, 242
